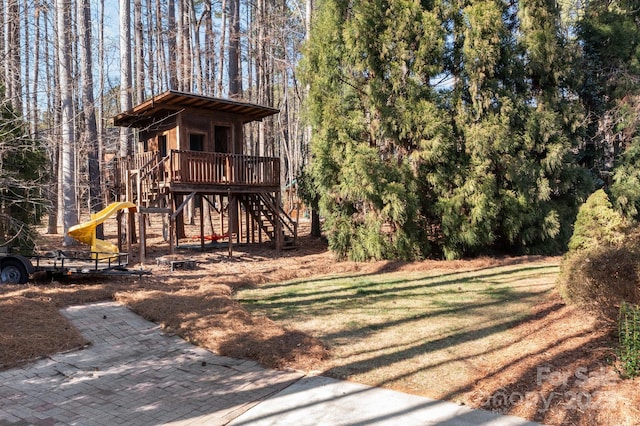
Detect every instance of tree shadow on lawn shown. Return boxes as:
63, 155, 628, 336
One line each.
370, 256, 558, 276
462, 331, 621, 425
252, 263, 556, 293
240, 264, 557, 318
316, 296, 636, 425
320, 302, 564, 380
317, 288, 554, 350
435, 298, 635, 426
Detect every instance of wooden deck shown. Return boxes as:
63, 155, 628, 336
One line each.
113, 150, 281, 195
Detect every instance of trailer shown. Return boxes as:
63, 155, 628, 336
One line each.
0, 202, 148, 284
0, 249, 145, 284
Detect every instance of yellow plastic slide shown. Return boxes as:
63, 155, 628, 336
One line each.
67, 202, 137, 259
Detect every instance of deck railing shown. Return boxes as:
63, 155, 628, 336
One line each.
114, 150, 280, 190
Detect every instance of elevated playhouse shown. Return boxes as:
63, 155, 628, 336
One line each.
108, 90, 297, 261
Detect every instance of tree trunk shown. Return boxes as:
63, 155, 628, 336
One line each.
98, 0, 105, 203
146, 0, 155, 94
56, 0, 78, 246
203, 0, 215, 96
30, 0, 40, 138
189, 0, 203, 93
217, 0, 227, 96
155, 0, 167, 90
306, 0, 321, 238
167, 0, 177, 89
45, 5, 58, 234
228, 0, 240, 97
79, 0, 103, 238
134, 0, 144, 103
119, 0, 132, 158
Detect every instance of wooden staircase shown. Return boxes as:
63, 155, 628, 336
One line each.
240, 193, 298, 249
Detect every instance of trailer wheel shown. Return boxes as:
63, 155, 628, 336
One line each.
1, 259, 29, 284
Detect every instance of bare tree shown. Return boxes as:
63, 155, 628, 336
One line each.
203, 0, 215, 96
188, 0, 203, 93
56, 0, 78, 245
228, 0, 240, 97
78, 0, 103, 226
3, 0, 22, 112
98, 0, 105, 193
217, 0, 227, 96
119, 0, 133, 157
29, 0, 40, 138
167, 0, 178, 89
155, 0, 168, 90
146, 0, 155, 95
134, 0, 145, 103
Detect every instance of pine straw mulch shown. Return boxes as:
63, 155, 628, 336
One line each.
1, 225, 639, 425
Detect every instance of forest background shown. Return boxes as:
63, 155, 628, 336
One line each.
0, 0, 639, 260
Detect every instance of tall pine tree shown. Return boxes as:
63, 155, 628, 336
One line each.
303, 0, 452, 260
437, 0, 591, 258
304, 0, 592, 260
583, 0, 640, 218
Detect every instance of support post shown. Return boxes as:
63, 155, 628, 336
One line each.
169, 214, 175, 255
139, 212, 146, 264
200, 195, 205, 252
117, 210, 123, 252
227, 190, 233, 257
275, 191, 283, 255
127, 212, 133, 264
170, 194, 176, 255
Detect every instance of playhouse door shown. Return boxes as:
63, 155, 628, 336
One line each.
214, 126, 230, 153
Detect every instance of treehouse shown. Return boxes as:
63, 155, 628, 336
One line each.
110, 90, 297, 259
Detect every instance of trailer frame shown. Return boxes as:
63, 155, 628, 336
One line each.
0, 250, 147, 284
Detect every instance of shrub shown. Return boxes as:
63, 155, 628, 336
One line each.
557, 190, 640, 322
618, 302, 640, 378
558, 238, 640, 321
567, 189, 626, 252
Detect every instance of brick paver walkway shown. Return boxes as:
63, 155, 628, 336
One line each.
0, 302, 302, 425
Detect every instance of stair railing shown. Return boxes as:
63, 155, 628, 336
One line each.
260, 193, 298, 243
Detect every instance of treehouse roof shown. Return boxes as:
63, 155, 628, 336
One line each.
113, 90, 280, 128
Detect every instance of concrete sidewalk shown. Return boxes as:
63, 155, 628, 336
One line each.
0, 301, 542, 425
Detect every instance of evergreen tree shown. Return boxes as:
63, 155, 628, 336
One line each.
303, 0, 452, 260
436, 0, 591, 258
610, 118, 640, 218
303, 0, 592, 260
580, 0, 640, 219
578, 0, 640, 178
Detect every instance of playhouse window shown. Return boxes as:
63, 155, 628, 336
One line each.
190, 134, 204, 151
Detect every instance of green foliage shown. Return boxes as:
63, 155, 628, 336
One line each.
0, 90, 48, 252
618, 301, 640, 378
577, 0, 640, 176
295, 167, 319, 211
302, 0, 445, 261
568, 189, 627, 251
303, 0, 592, 261
558, 192, 640, 321
611, 133, 640, 219
435, 0, 590, 258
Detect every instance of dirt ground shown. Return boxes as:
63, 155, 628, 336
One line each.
1, 219, 639, 425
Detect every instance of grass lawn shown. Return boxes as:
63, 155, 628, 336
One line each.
236, 260, 559, 401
